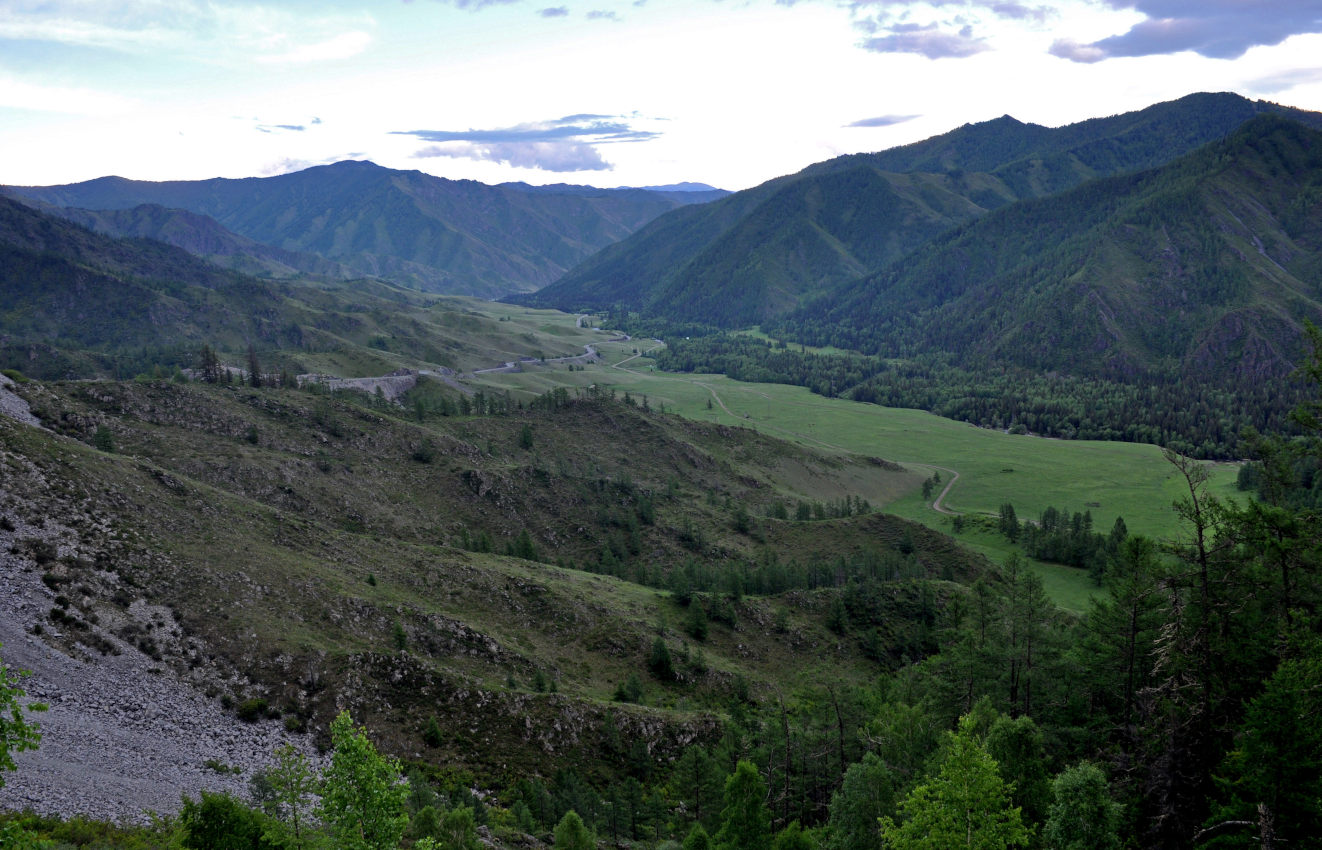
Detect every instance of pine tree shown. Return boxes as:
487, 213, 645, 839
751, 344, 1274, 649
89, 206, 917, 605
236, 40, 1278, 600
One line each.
825, 751, 893, 850
553, 810, 595, 850
247, 344, 262, 388
715, 760, 772, 850
880, 713, 1029, 850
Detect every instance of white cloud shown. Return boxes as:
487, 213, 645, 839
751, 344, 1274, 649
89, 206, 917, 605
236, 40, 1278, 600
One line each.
0, 75, 139, 115
0, 1, 375, 65
256, 31, 372, 65
415, 141, 614, 172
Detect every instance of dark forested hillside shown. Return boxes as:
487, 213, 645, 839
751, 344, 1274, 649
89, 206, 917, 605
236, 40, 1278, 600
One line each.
4, 162, 724, 298
776, 115, 1322, 390
38, 202, 358, 281
0, 197, 595, 380
520, 92, 1322, 325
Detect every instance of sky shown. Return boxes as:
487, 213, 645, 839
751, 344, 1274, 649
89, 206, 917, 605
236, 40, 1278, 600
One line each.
3, 0, 1322, 191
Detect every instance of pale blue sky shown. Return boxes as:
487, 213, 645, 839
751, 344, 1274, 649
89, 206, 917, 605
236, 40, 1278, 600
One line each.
3, 0, 1321, 189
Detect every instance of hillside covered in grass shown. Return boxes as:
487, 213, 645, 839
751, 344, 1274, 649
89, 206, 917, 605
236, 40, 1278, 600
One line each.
1, 375, 971, 789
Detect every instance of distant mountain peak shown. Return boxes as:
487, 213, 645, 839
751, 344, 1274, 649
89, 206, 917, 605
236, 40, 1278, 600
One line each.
636, 182, 724, 193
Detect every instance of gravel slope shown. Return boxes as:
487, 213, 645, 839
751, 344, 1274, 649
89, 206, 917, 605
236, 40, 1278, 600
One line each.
0, 416, 320, 825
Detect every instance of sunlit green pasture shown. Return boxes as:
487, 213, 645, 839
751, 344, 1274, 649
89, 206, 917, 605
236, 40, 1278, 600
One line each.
470, 329, 1241, 548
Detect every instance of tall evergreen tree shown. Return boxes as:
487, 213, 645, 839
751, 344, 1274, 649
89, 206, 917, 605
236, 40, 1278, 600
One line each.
716, 760, 773, 850
880, 713, 1029, 850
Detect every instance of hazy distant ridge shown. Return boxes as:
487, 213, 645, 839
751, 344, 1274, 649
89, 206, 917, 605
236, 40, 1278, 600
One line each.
4, 161, 727, 298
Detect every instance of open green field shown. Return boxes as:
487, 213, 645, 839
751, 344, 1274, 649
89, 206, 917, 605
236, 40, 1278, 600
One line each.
469, 309, 1242, 554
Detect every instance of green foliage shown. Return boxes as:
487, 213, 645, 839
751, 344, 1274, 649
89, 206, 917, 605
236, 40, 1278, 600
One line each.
670, 746, 725, 832
236, 697, 268, 723
685, 601, 709, 641
715, 760, 772, 850
318, 711, 409, 850
181, 791, 281, 850
825, 751, 893, 850
422, 716, 443, 748
658, 333, 1290, 460
773, 820, 814, 850
1042, 762, 1120, 850
880, 714, 1029, 850
649, 637, 675, 681
1208, 632, 1322, 845
984, 715, 1050, 828
553, 810, 595, 850
614, 673, 644, 704
438, 805, 481, 850
0, 643, 45, 787
507, 529, 539, 562
412, 439, 437, 464
92, 425, 116, 453
684, 822, 714, 850
260, 743, 319, 849
518, 423, 534, 450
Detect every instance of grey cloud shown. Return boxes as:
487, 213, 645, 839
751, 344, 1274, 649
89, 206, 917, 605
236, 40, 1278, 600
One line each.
414, 141, 612, 172
442, 0, 521, 8
1053, 0, 1322, 62
861, 23, 989, 59
311, 117, 323, 124
587, 9, 620, 20
395, 113, 658, 172
847, 113, 920, 127
539, 6, 570, 16
990, 2, 1052, 23
392, 115, 659, 144
256, 123, 307, 133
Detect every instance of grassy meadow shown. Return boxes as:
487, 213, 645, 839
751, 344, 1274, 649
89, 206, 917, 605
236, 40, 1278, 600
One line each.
460, 304, 1244, 611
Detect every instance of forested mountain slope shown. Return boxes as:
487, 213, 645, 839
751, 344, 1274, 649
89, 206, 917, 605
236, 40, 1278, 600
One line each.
36, 202, 358, 281
775, 115, 1322, 389
0, 197, 597, 380
521, 92, 1322, 326
3, 162, 724, 298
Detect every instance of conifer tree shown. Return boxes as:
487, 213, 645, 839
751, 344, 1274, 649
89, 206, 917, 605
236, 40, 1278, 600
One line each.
715, 760, 772, 850
881, 713, 1029, 850
553, 810, 595, 850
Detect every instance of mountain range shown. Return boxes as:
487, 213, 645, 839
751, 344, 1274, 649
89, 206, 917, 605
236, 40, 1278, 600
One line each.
778, 114, 1322, 387
519, 92, 1322, 330
0, 195, 592, 380
3, 162, 727, 298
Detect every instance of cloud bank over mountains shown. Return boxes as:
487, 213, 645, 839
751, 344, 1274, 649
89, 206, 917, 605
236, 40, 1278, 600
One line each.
394, 115, 660, 172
